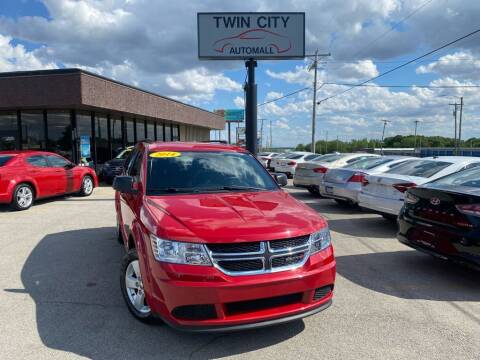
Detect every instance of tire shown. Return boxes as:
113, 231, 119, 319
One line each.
116, 220, 124, 244
307, 187, 318, 195
120, 249, 156, 323
79, 175, 94, 197
11, 183, 34, 211
334, 199, 348, 205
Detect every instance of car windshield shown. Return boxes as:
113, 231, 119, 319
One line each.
115, 149, 132, 160
317, 154, 343, 163
0, 155, 13, 166
343, 157, 395, 170
385, 160, 452, 178
431, 167, 480, 188
146, 151, 278, 195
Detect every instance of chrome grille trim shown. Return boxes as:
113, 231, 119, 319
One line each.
207, 236, 312, 276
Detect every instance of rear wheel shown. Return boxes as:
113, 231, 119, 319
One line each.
11, 183, 34, 211
79, 176, 94, 197
120, 249, 156, 323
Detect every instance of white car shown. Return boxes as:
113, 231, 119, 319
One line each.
294, 153, 379, 194
274, 152, 318, 177
256, 152, 280, 168
358, 156, 480, 218
270, 152, 311, 173
320, 156, 416, 205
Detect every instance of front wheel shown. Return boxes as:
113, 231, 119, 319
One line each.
79, 176, 94, 197
11, 183, 34, 211
120, 249, 156, 323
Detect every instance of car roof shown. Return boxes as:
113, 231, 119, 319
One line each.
146, 141, 248, 153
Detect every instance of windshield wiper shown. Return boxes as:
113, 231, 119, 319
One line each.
150, 187, 200, 194
221, 186, 265, 192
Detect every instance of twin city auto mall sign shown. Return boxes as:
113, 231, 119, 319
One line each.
198, 13, 305, 59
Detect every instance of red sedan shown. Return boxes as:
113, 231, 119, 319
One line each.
0, 150, 98, 210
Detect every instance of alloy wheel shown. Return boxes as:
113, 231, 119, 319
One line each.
16, 186, 33, 208
125, 260, 150, 314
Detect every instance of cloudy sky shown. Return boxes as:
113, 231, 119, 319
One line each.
1, 0, 479, 146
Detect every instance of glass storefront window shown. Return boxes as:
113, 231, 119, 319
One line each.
21, 111, 45, 151
172, 125, 179, 141
77, 111, 92, 161
146, 120, 155, 141
165, 123, 172, 141
0, 111, 18, 150
46, 111, 72, 160
95, 113, 109, 164
110, 115, 123, 157
125, 118, 135, 146
157, 122, 165, 141
136, 119, 146, 141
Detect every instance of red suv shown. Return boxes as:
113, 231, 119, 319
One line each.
0, 150, 98, 210
114, 142, 336, 331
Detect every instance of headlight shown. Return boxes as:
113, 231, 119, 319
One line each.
309, 228, 331, 254
150, 235, 212, 266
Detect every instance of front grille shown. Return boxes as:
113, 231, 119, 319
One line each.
217, 259, 263, 272
269, 235, 309, 250
171, 304, 217, 320
313, 285, 333, 301
208, 235, 311, 276
207, 242, 260, 254
225, 292, 303, 315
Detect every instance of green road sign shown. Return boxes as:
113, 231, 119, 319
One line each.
224, 109, 244, 122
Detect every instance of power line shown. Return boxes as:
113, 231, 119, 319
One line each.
257, 87, 310, 107
322, 82, 480, 88
317, 28, 480, 104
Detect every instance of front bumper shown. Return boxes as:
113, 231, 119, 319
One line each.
145, 247, 336, 332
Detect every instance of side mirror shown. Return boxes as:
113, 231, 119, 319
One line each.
273, 173, 288, 187
113, 176, 138, 194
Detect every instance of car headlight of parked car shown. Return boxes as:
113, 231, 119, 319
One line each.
150, 235, 212, 266
309, 228, 331, 254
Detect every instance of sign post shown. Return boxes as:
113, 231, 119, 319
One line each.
198, 12, 305, 154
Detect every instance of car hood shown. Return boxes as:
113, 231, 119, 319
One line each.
143, 190, 326, 243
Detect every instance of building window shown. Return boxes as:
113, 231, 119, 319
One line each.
146, 120, 155, 141
46, 110, 72, 160
95, 113, 109, 164
165, 123, 172, 141
0, 111, 18, 150
172, 125, 179, 141
136, 119, 146, 141
76, 111, 92, 161
157, 122, 165, 141
125, 117, 135, 146
110, 115, 123, 157
21, 110, 45, 151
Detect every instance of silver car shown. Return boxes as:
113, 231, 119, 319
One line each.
320, 156, 416, 205
294, 153, 380, 194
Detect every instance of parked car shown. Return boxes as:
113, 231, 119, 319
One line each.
358, 156, 480, 219
270, 152, 310, 172
0, 150, 98, 210
320, 156, 415, 205
398, 166, 480, 270
100, 146, 133, 184
114, 142, 336, 331
256, 152, 280, 168
294, 153, 379, 195
274, 152, 318, 178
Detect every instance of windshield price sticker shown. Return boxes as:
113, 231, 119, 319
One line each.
149, 151, 181, 158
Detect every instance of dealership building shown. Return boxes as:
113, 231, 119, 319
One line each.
0, 69, 224, 166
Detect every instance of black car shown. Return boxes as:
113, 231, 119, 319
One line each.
398, 166, 480, 270
100, 147, 133, 184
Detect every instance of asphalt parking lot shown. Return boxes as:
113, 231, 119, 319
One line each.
0, 183, 479, 360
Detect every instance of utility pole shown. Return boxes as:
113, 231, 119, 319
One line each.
259, 118, 265, 152
245, 59, 257, 154
414, 120, 420, 153
380, 120, 389, 155
308, 51, 330, 153
269, 119, 273, 149
449, 102, 458, 154
325, 131, 328, 153
459, 97, 464, 151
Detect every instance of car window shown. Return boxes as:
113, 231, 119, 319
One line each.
26, 155, 48, 167
432, 167, 480, 188
342, 157, 392, 170
123, 149, 137, 172
385, 160, 452, 178
289, 154, 304, 160
115, 148, 132, 160
146, 151, 277, 195
46, 155, 70, 168
0, 155, 13, 167
304, 154, 318, 161
464, 162, 480, 170
317, 154, 343, 163
129, 150, 143, 179
345, 156, 373, 164
387, 160, 410, 169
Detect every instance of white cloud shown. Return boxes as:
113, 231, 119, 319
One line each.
416, 51, 480, 80
233, 96, 244, 108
